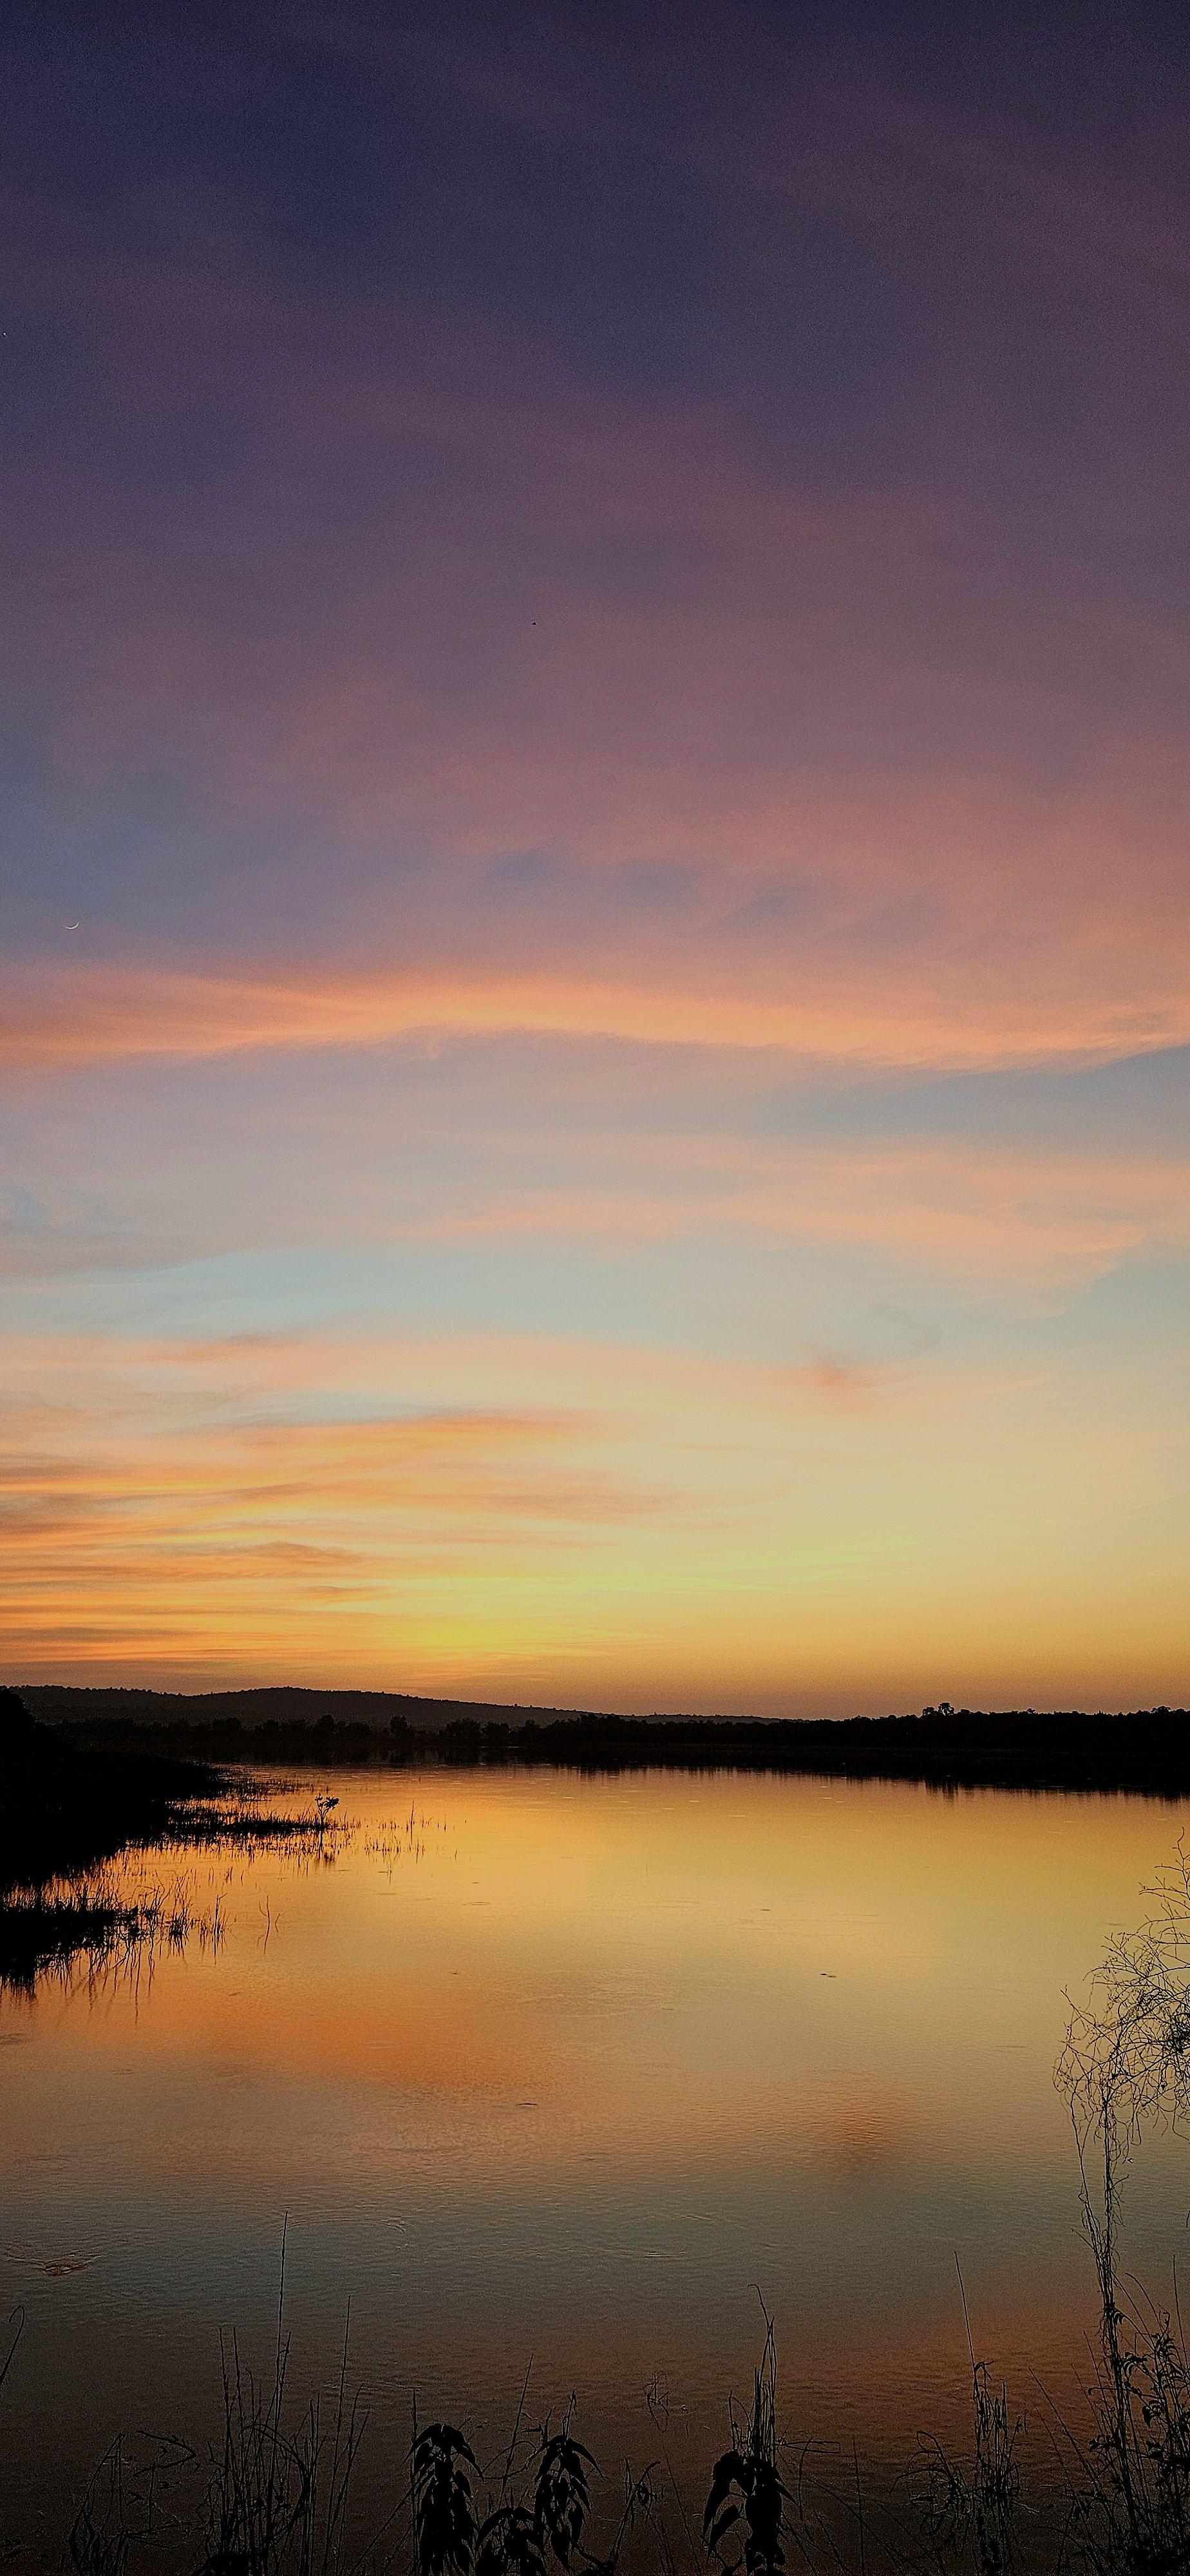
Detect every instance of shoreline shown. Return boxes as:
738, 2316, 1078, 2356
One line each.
24, 1689, 1190, 1798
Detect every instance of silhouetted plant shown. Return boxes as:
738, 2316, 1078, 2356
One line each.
475, 2503, 547, 2576
194, 2230, 365, 2576
533, 2427, 598, 2568
201, 2324, 308, 2576
1053, 1842, 1190, 2574
68, 2441, 133, 2576
916, 2276, 1021, 2576
0, 2305, 23, 2400
413, 2425, 480, 2576
703, 2312, 787, 2576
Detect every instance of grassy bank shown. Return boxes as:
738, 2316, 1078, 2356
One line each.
0, 1688, 341, 1986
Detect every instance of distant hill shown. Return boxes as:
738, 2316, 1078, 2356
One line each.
16, 1682, 697, 1735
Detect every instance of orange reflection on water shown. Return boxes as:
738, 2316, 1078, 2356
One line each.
3, 1766, 1188, 2503
3, 1770, 1178, 2173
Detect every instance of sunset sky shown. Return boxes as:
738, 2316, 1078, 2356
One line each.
2, 1, 1187, 1710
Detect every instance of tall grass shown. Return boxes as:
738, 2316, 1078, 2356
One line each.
0, 1864, 226, 1996
914, 2275, 1021, 2576
1047, 1844, 1190, 2574
0, 1794, 351, 1991
200, 2265, 366, 2576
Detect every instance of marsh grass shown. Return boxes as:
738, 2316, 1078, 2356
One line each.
0, 1791, 352, 1990
199, 2307, 366, 2576
363, 1809, 455, 1878
0, 1862, 226, 1996
912, 2275, 1023, 2576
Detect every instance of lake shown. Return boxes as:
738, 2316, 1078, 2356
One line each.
4, 1766, 1190, 2557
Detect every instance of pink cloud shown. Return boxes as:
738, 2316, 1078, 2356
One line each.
3, 951, 1187, 1086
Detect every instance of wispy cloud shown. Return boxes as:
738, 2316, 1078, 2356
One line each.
3, 1034, 1184, 1298
5, 956, 1187, 1079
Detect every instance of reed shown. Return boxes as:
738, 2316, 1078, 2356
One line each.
0, 1797, 348, 1989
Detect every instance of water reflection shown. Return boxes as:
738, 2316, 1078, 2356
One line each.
4, 1770, 1190, 2556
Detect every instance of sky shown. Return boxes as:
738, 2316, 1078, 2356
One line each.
1, 0, 1187, 1712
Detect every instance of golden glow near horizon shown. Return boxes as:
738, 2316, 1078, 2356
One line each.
1, 1305, 1185, 1705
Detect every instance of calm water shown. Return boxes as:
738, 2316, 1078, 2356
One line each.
5, 1767, 1190, 2550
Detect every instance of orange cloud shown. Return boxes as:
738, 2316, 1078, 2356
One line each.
4, 956, 1188, 1079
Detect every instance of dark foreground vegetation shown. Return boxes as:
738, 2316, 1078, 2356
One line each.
9, 2251, 1190, 2576
5, 2294, 988, 2576
22, 1685, 1190, 1796
8, 2157, 1190, 2576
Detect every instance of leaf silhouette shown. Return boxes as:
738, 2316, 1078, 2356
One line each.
475, 2505, 547, 2576
533, 2430, 598, 2567
413, 2424, 479, 2576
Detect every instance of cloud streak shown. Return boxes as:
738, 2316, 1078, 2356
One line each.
5, 956, 1187, 1078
